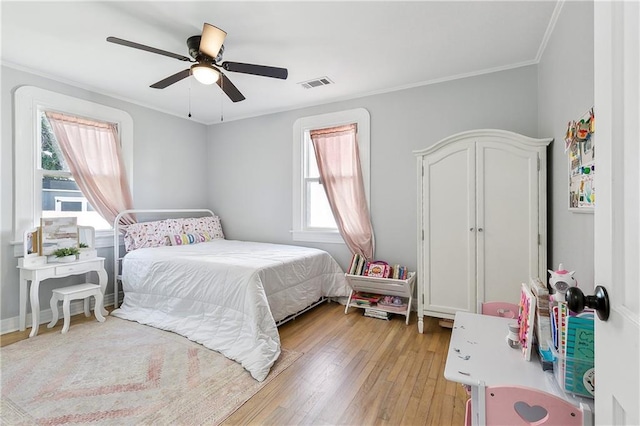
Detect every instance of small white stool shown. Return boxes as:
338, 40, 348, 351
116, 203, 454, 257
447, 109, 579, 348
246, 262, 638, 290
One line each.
48, 283, 107, 333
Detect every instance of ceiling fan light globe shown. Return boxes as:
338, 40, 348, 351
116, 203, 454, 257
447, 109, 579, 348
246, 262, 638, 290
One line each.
192, 64, 219, 85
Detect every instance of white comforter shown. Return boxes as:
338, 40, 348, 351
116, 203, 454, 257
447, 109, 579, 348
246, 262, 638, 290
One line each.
112, 239, 349, 381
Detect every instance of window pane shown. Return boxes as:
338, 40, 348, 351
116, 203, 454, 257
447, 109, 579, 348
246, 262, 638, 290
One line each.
40, 111, 69, 172
307, 181, 337, 229
305, 132, 320, 178
41, 176, 111, 230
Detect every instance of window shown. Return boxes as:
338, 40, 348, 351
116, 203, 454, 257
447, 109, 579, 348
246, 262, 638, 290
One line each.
304, 130, 338, 230
292, 108, 370, 243
13, 86, 133, 246
39, 109, 111, 230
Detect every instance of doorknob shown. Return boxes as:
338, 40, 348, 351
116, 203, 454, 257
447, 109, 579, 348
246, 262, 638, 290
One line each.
565, 285, 610, 321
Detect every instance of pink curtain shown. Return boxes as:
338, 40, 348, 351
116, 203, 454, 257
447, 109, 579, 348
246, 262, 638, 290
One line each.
45, 112, 135, 227
310, 124, 374, 258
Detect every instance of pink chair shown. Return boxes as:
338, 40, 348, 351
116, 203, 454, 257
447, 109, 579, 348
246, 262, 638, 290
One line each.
482, 301, 519, 319
483, 385, 585, 425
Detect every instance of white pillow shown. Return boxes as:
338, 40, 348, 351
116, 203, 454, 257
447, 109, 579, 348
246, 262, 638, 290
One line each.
123, 219, 183, 251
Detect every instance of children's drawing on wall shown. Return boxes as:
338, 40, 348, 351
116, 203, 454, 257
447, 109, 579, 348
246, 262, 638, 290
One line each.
566, 108, 595, 212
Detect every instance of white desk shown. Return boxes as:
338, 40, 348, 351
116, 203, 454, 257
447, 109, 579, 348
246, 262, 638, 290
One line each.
444, 311, 593, 425
18, 257, 108, 337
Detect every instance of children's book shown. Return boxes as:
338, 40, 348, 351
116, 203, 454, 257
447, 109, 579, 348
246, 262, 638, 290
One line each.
518, 282, 537, 361
553, 302, 570, 390
347, 253, 360, 275
551, 305, 558, 349
558, 302, 568, 357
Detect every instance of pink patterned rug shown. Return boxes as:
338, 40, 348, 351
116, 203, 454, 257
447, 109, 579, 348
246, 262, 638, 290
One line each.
1, 317, 301, 425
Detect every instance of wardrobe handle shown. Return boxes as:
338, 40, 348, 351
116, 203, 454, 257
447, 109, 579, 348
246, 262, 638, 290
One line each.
470, 227, 474, 231
478, 228, 483, 232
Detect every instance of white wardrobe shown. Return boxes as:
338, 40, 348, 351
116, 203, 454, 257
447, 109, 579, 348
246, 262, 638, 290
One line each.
415, 129, 551, 333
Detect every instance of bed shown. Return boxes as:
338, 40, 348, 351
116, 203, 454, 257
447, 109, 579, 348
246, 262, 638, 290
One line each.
111, 209, 349, 381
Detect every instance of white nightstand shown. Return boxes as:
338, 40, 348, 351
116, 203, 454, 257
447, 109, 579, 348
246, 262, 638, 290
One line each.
17, 257, 108, 337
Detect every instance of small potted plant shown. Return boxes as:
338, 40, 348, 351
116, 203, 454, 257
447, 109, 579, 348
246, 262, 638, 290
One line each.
77, 242, 97, 260
52, 247, 79, 263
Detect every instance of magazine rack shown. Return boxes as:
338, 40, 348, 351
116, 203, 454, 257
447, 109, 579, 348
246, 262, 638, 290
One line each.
344, 272, 415, 325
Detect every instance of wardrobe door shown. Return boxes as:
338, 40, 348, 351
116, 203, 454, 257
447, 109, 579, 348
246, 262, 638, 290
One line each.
476, 142, 539, 305
421, 141, 476, 318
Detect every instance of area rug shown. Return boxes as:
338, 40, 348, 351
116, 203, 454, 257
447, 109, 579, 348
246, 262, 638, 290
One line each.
1, 317, 301, 425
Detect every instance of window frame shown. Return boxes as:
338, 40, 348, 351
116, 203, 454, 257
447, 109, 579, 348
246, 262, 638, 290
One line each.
13, 86, 133, 249
292, 108, 370, 244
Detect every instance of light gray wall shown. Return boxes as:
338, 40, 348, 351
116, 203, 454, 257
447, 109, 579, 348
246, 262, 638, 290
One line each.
2, 3, 594, 326
1, 65, 208, 322
537, 2, 594, 291
207, 65, 540, 272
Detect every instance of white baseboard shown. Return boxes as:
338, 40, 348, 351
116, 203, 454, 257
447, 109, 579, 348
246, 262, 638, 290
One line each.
1, 292, 119, 335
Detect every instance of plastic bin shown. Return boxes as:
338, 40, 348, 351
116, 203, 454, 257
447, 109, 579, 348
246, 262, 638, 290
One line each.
549, 344, 595, 398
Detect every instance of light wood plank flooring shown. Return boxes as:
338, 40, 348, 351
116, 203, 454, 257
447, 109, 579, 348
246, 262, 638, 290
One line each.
1, 302, 467, 425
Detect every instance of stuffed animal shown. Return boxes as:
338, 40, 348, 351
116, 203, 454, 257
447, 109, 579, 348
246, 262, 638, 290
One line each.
548, 263, 578, 303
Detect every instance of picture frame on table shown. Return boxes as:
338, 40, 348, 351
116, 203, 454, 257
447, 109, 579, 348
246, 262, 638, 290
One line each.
40, 217, 78, 256
19, 227, 47, 267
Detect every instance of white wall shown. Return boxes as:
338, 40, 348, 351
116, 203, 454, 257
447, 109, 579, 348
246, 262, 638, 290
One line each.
207, 65, 540, 272
537, 1, 594, 291
0, 65, 208, 322
2, 2, 595, 326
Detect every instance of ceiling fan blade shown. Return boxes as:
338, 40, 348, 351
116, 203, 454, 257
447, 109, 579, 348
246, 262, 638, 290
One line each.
107, 36, 193, 62
221, 61, 288, 80
215, 69, 245, 102
199, 23, 226, 59
150, 68, 191, 89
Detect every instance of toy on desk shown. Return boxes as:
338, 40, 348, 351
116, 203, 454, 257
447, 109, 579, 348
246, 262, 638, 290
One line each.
548, 263, 578, 304
506, 322, 520, 349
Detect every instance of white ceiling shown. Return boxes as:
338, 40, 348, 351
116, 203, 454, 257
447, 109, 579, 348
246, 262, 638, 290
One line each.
1, 1, 560, 125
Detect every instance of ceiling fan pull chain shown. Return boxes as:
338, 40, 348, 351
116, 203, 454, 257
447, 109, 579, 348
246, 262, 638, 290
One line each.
188, 83, 192, 118
220, 79, 224, 122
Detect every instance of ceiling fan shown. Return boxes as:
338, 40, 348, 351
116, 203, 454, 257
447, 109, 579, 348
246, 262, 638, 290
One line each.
107, 23, 288, 103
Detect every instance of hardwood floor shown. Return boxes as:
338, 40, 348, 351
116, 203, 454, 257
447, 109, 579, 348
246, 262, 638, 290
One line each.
1, 302, 467, 425
227, 302, 468, 425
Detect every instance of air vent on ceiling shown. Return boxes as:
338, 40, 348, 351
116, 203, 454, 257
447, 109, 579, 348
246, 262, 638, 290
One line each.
299, 76, 334, 89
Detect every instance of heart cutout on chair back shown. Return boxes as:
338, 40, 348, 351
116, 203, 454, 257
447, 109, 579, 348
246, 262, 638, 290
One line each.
514, 401, 548, 423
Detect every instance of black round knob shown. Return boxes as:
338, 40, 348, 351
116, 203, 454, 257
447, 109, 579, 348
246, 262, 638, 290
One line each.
565, 286, 610, 321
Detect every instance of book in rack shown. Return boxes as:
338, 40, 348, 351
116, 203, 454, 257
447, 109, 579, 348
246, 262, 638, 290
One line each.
364, 308, 390, 320
347, 253, 409, 280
